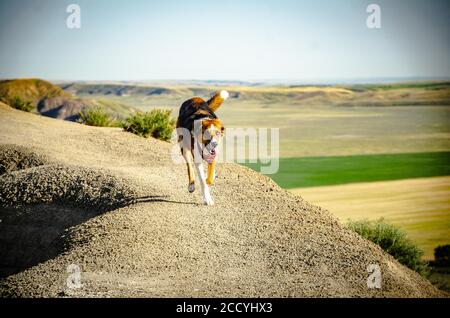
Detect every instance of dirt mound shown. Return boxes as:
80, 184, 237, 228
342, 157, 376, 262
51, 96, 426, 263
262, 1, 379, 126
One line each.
0, 164, 137, 212
0, 103, 446, 297
0, 147, 138, 282
0, 144, 47, 175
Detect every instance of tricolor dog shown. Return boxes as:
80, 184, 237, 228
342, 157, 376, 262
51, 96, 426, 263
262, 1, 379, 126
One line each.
176, 90, 229, 205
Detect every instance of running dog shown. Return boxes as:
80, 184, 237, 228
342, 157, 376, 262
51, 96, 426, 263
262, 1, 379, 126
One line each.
176, 90, 229, 205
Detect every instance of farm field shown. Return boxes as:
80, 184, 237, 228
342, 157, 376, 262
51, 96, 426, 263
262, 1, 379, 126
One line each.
71, 82, 450, 158
244, 152, 450, 188
292, 176, 450, 260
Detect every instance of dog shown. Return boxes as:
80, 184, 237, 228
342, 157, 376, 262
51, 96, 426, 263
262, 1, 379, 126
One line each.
176, 90, 229, 205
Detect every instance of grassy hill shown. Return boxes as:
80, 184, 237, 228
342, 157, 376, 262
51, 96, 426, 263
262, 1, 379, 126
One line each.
0, 78, 70, 106
0, 79, 135, 121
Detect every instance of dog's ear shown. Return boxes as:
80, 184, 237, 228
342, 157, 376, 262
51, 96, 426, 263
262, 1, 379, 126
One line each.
201, 119, 214, 130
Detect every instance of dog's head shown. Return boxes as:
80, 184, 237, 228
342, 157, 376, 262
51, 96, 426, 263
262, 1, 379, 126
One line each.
201, 118, 224, 163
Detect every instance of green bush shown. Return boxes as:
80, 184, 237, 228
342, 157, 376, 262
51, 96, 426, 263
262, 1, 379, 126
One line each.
348, 219, 429, 276
433, 245, 450, 267
122, 109, 175, 141
79, 107, 117, 127
7, 96, 34, 112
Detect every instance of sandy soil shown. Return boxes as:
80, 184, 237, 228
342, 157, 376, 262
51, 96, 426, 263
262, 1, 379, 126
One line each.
0, 102, 445, 297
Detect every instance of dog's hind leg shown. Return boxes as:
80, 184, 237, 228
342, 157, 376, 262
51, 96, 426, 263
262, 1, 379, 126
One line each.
182, 149, 195, 193
187, 163, 195, 193
195, 162, 214, 206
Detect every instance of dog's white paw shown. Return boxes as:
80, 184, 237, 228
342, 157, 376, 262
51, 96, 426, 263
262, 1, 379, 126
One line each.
204, 198, 214, 206
188, 183, 195, 193
203, 194, 214, 206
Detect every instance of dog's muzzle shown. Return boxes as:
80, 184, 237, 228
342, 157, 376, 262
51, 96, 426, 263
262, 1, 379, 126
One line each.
203, 147, 217, 164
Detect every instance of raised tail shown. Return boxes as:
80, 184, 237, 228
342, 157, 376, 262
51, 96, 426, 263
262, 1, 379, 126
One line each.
207, 90, 229, 112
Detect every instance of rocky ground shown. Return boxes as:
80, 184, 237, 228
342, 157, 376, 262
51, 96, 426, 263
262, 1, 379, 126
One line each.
0, 102, 445, 297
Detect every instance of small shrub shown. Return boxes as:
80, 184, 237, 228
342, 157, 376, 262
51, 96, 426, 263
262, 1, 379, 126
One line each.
122, 109, 175, 141
79, 107, 116, 127
433, 245, 450, 267
348, 219, 429, 276
8, 96, 34, 112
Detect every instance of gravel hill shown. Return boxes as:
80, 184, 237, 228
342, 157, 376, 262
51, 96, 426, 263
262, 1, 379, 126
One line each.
0, 102, 445, 297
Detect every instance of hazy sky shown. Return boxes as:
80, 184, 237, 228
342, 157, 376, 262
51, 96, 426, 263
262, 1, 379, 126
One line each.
0, 0, 449, 81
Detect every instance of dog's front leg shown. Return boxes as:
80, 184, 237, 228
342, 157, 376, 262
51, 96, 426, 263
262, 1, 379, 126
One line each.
194, 162, 214, 205
206, 161, 216, 185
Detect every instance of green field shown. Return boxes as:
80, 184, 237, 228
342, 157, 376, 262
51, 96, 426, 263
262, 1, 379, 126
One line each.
244, 152, 450, 188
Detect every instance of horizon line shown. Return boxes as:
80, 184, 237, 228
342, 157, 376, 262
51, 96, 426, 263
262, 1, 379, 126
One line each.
1, 76, 450, 86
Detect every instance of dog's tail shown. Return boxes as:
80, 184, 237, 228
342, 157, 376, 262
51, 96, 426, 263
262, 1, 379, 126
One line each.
207, 90, 229, 112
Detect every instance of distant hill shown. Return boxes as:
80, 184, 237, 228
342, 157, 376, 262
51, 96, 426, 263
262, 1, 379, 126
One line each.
61, 82, 181, 97
0, 78, 70, 106
59, 81, 450, 107
0, 79, 135, 121
3, 78, 449, 121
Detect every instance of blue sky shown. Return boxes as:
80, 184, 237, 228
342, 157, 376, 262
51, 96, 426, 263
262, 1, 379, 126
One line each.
0, 0, 449, 82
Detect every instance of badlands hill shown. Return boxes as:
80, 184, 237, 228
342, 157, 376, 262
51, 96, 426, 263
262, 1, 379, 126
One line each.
0, 102, 445, 297
0, 79, 134, 121
62, 81, 450, 107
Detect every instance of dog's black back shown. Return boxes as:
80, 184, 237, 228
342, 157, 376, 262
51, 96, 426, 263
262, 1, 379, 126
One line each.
177, 97, 217, 132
